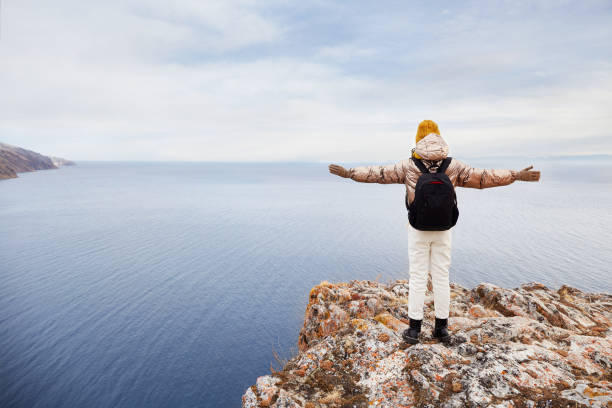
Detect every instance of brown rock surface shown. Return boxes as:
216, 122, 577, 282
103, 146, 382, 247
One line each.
242, 280, 611, 407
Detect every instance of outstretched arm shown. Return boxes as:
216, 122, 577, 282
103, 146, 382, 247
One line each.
454, 160, 540, 188
329, 162, 407, 184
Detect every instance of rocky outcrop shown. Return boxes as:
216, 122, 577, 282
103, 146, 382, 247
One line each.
0, 143, 73, 179
0, 160, 17, 179
50, 156, 75, 167
242, 280, 611, 407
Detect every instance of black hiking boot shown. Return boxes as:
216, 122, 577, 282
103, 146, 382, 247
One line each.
402, 319, 422, 344
433, 317, 450, 342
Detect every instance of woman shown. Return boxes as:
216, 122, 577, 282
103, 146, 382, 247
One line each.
328, 120, 540, 344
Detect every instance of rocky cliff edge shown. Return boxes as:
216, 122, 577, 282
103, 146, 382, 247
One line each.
242, 280, 611, 408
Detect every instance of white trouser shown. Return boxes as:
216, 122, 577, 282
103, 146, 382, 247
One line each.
407, 223, 452, 320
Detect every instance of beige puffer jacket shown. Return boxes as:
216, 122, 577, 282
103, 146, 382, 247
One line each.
348, 133, 518, 204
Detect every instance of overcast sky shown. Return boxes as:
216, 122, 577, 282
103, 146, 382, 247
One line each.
1, 0, 611, 161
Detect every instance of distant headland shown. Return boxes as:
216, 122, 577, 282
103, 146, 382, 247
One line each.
0, 142, 74, 180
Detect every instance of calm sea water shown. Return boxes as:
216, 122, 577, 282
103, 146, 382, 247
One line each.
1, 160, 611, 407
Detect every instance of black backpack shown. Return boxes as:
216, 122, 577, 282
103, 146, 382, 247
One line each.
406, 157, 459, 231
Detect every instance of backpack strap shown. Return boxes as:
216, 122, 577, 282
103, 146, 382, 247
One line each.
437, 157, 452, 174
411, 158, 429, 174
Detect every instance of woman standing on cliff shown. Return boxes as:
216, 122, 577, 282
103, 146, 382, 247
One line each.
328, 120, 541, 344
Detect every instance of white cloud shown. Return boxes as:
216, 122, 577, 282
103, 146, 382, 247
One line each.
0, 1, 611, 161
317, 45, 377, 61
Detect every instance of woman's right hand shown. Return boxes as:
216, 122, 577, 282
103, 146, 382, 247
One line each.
329, 164, 350, 178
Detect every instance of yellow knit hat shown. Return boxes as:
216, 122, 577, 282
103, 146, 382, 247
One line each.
416, 120, 440, 143
413, 120, 440, 159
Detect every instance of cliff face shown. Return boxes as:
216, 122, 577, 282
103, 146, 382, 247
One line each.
0, 143, 73, 179
242, 280, 611, 408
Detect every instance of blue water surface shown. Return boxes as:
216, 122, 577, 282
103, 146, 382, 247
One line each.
1, 160, 611, 407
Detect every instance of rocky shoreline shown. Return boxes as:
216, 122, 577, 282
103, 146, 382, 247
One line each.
242, 280, 611, 407
0, 142, 74, 180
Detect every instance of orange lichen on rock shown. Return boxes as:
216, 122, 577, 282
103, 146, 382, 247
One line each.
374, 313, 407, 332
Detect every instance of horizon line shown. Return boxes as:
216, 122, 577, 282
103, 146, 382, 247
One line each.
64, 153, 612, 164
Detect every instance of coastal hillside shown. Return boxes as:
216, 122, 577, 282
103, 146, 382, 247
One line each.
0, 143, 74, 179
242, 280, 611, 407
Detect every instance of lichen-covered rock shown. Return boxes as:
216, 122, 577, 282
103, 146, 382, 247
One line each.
242, 280, 611, 407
